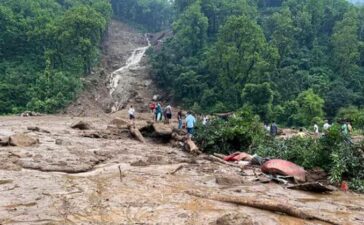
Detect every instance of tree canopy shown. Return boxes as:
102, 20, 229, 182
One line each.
150, 0, 364, 126
0, 0, 111, 114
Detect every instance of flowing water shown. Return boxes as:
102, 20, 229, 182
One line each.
109, 34, 151, 112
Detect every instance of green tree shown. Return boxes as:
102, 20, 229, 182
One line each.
242, 82, 274, 121
294, 89, 325, 126
332, 9, 360, 82
173, 1, 208, 57
208, 16, 278, 109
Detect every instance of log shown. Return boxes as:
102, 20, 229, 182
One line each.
206, 155, 242, 169
185, 138, 199, 153
169, 165, 184, 175
186, 191, 340, 225
172, 132, 185, 141
129, 125, 146, 143
213, 153, 227, 159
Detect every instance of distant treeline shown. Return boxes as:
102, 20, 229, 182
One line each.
110, 0, 173, 31
0, 0, 112, 114
150, 0, 364, 127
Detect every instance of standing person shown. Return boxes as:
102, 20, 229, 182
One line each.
348, 122, 353, 134
128, 105, 135, 127
314, 123, 319, 137
156, 102, 162, 122
270, 121, 278, 137
202, 115, 209, 126
149, 101, 156, 120
165, 105, 172, 124
149, 101, 156, 113
264, 122, 270, 132
323, 120, 331, 132
185, 111, 196, 138
341, 121, 349, 136
178, 110, 183, 129
297, 128, 306, 138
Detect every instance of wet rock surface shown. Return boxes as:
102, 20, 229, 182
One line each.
9, 133, 39, 147
1, 115, 364, 225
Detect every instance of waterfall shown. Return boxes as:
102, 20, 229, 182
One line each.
109, 34, 151, 112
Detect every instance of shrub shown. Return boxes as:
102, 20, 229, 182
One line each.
195, 107, 265, 154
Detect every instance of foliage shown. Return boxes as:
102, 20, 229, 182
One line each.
195, 107, 265, 154
196, 115, 364, 191
110, 0, 173, 32
336, 106, 364, 130
0, 0, 111, 114
150, 0, 364, 123
293, 89, 325, 126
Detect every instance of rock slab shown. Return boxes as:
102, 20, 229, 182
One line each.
9, 133, 38, 147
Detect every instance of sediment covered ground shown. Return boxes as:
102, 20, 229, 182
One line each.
1, 115, 364, 225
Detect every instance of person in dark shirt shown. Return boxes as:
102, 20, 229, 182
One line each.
178, 110, 183, 129
270, 121, 278, 137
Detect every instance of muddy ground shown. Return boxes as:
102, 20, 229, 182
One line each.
1, 115, 364, 225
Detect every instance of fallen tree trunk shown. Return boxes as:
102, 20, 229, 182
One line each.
185, 138, 200, 154
186, 191, 340, 225
172, 132, 185, 141
205, 155, 242, 169
129, 125, 146, 143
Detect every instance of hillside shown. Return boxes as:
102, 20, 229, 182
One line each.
1, 1, 364, 224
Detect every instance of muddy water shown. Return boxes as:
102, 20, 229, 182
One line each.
1, 115, 364, 225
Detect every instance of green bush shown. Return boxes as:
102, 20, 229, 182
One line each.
196, 115, 364, 192
336, 106, 364, 131
195, 107, 265, 154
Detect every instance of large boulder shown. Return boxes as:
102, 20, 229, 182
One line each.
152, 123, 172, 137
216, 213, 255, 225
71, 121, 91, 130
9, 133, 38, 147
109, 118, 129, 129
261, 159, 306, 183
0, 136, 9, 146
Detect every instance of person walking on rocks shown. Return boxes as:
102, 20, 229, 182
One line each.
128, 105, 136, 126
186, 111, 196, 138
178, 110, 183, 129
165, 105, 172, 124
156, 102, 162, 122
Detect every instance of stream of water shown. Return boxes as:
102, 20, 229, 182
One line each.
109, 34, 151, 98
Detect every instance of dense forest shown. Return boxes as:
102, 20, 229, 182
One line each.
2, 0, 363, 128
0, 0, 111, 114
150, 0, 364, 127
110, 0, 173, 32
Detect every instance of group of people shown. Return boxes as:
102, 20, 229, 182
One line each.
148, 102, 173, 124
128, 102, 198, 138
313, 120, 353, 136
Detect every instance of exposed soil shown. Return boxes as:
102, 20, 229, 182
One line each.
1, 115, 364, 225
1, 20, 364, 225
66, 20, 160, 117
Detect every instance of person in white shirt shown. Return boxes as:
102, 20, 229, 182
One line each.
314, 123, 319, 137
323, 120, 331, 132
128, 105, 135, 126
202, 115, 209, 125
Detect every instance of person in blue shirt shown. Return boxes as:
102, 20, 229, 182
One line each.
185, 111, 196, 138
